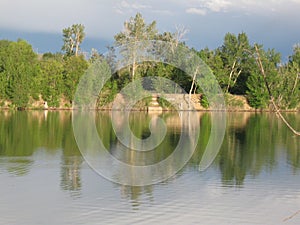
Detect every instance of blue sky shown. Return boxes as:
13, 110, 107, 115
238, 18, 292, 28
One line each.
1, 0, 300, 60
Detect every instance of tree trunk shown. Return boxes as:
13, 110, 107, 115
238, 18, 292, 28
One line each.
232, 69, 242, 88
254, 44, 300, 136
75, 33, 80, 56
291, 66, 299, 94
226, 60, 236, 93
189, 67, 199, 109
132, 59, 136, 81
70, 37, 75, 56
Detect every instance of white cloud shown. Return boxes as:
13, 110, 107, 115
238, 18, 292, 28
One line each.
205, 0, 232, 12
115, 0, 151, 13
186, 8, 207, 15
120, 0, 130, 9
114, 0, 174, 17
184, 0, 232, 16
131, 3, 151, 9
183, 0, 300, 15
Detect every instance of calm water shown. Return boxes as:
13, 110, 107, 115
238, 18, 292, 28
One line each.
0, 111, 299, 225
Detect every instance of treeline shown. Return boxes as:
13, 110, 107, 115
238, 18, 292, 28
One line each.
0, 39, 88, 108
0, 13, 299, 110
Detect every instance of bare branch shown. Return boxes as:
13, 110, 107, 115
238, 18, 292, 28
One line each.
254, 44, 300, 136
175, 24, 189, 43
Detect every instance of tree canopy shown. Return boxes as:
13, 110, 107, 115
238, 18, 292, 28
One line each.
0, 14, 299, 110
62, 24, 85, 56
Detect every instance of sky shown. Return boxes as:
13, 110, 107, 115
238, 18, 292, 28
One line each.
1, 0, 300, 60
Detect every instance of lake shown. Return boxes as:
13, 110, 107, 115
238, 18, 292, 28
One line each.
0, 111, 299, 224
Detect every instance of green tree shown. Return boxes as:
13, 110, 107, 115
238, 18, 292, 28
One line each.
62, 24, 85, 56
4, 39, 39, 108
246, 70, 269, 108
39, 54, 64, 107
287, 63, 300, 109
289, 44, 300, 66
114, 13, 158, 80
217, 32, 252, 94
276, 46, 300, 109
197, 47, 224, 94
246, 47, 281, 109
0, 40, 11, 99
62, 55, 88, 103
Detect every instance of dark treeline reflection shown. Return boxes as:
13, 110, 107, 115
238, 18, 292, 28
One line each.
0, 110, 82, 195
0, 111, 299, 199
0, 110, 80, 156
214, 113, 300, 186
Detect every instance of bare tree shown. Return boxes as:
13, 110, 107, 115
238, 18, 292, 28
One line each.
171, 24, 189, 53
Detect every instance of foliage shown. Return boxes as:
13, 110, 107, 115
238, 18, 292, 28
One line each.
0, 15, 299, 110
62, 24, 85, 56
62, 55, 88, 103
39, 55, 64, 107
218, 32, 252, 94
157, 97, 175, 109
200, 94, 209, 108
114, 13, 158, 81
0, 40, 11, 99
1, 39, 39, 108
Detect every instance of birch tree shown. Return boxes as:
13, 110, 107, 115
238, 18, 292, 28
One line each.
114, 13, 157, 80
218, 32, 251, 94
62, 24, 85, 56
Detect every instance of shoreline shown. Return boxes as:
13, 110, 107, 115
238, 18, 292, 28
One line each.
0, 107, 299, 113
1, 94, 299, 113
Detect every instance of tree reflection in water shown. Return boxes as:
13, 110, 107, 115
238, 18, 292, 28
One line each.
0, 110, 299, 201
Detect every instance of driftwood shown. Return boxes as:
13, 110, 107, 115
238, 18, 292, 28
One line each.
254, 44, 300, 136
283, 210, 300, 222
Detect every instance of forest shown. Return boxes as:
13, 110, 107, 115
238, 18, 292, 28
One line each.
0, 13, 299, 110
